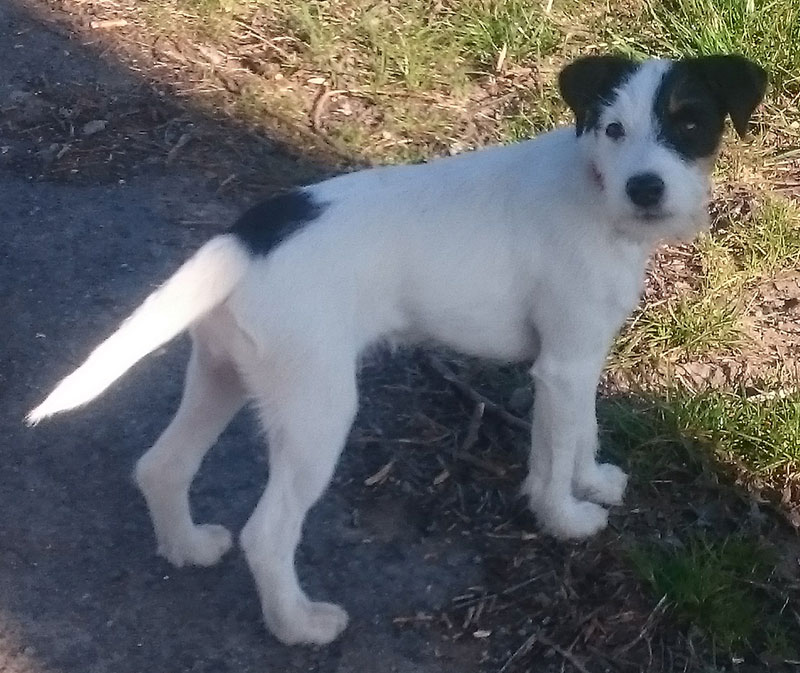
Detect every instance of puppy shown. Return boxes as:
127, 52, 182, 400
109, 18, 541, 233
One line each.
27, 55, 767, 646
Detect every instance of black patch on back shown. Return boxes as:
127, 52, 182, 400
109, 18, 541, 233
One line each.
655, 56, 768, 160
559, 55, 640, 135
230, 190, 325, 256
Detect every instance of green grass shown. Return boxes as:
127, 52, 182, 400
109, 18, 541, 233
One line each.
597, 0, 800, 97
613, 292, 745, 366
629, 534, 792, 653
500, 88, 564, 142
288, 1, 465, 90
603, 385, 800, 482
645, 0, 800, 94
667, 387, 800, 481
160, 0, 562, 160
705, 197, 800, 280
161, 0, 800, 161
284, 0, 560, 92
457, 0, 561, 69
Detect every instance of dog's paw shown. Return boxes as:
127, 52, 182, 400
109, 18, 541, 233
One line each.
574, 462, 628, 506
539, 498, 609, 540
267, 600, 349, 646
157, 524, 233, 567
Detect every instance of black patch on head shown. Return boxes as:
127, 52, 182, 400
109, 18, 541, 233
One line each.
559, 55, 639, 135
230, 189, 325, 256
655, 55, 768, 160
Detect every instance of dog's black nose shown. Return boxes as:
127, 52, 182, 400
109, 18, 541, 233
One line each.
626, 173, 665, 209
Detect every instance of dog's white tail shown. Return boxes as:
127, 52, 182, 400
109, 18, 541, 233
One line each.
27, 234, 250, 424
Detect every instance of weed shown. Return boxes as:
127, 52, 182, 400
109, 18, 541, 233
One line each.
628, 533, 790, 652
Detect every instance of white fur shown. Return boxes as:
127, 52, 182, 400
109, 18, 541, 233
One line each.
26, 235, 249, 424
29, 60, 718, 646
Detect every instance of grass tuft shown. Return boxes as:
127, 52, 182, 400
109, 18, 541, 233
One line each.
628, 534, 790, 652
645, 0, 800, 94
663, 386, 800, 482
602, 383, 800, 495
613, 293, 745, 366
457, 0, 561, 69
613, 196, 800, 369
707, 197, 800, 279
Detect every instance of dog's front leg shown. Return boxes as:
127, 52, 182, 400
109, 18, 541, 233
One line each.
572, 405, 628, 506
522, 355, 610, 539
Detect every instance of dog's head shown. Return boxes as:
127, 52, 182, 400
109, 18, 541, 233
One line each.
559, 55, 767, 241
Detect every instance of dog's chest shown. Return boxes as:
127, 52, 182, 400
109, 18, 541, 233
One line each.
599, 267, 643, 325
536, 236, 647, 334
590, 251, 647, 329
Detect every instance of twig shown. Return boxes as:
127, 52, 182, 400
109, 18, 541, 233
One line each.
215, 173, 238, 196
453, 571, 550, 610
90, 18, 128, 30
258, 105, 370, 167
233, 19, 295, 60
536, 632, 593, 673
613, 594, 669, 655
452, 400, 505, 475
498, 631, 538, 673
364, 460, 395, 486
495, 43, 508, 73
454, 451, 506, 477
460, 402, 484, 454
427, 355, 531, 432
310, 87, 345, 132
165, 132, 192, 165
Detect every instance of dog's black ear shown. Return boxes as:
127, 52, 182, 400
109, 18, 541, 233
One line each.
559, 55, 638, 135
688, 55, 768, 137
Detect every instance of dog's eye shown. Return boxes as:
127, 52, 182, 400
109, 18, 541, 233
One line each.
680, 119, 698, 133
605, 122, 625, 140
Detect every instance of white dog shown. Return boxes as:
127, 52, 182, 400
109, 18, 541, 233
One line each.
28, 55, 766, 646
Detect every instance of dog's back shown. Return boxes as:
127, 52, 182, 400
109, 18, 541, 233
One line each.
228, 127, 594, 361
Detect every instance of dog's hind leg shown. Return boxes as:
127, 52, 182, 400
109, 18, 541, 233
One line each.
134, 327, 245, 567
240, 351, 357, 646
